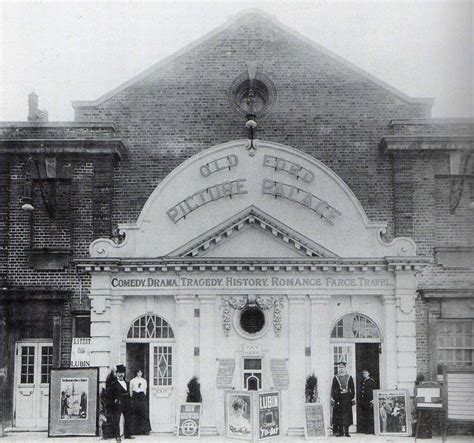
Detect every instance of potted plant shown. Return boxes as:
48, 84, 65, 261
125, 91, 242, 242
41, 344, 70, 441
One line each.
305, 373, 318, 403
186, 376, 202, 403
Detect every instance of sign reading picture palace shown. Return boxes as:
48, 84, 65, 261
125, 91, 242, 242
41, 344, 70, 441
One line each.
1, 9, 472, 438
81, 140, 425, 435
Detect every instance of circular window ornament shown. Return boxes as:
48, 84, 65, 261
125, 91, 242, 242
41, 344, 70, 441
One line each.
229, 70, 276, 119
233, 305, 269, 339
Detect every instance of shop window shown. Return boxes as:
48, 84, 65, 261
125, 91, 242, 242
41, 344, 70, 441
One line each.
331, 314, 380, 339
128, 315, 175, 339
73, 314, 91, 338
436, 320, 473, 374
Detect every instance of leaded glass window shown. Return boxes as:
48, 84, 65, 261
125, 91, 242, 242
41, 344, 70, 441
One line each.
127, 315, 175, 339
153, 346, 172, 386
331, 314, 380, 339
41, 346, 53, 383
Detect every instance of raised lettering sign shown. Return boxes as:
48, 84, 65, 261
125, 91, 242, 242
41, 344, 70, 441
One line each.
166, 178, 248, 223
262, 179, 341, 225
200, 154, 239, 177
263, 154, 314, 183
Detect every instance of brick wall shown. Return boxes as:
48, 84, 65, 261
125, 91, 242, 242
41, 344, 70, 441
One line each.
74, 14, 431, 241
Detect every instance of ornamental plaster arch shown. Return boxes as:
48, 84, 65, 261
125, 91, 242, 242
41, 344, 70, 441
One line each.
90, 139, 416, 259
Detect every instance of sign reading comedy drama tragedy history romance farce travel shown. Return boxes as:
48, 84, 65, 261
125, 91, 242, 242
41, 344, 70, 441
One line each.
304, 403, 326, 437
110, 276, 394, 290
258, 392, 280, 440
178, 403, 200, 438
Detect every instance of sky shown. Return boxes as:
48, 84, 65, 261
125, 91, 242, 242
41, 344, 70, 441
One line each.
1, 0, 472, 121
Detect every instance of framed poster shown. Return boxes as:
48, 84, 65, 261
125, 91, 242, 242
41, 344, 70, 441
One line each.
258, 391, 280, 440
304, 403, 326, 437
226, 391, 253, 440
48, 367, 98, 437
373, 389, 411, 437
178, 403, 201, 438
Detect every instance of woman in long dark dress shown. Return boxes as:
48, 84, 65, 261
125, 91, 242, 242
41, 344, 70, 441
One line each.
129, 369, 151, 435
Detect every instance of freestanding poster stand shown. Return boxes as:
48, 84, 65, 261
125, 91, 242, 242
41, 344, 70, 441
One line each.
225, 391, 281, 441
48, 367, 99, 437
414, 381, 445, 442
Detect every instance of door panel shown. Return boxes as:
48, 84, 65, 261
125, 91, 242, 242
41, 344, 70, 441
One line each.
149, 344, 175, 432
355, 343, 380, 431
15, 342, 53, 429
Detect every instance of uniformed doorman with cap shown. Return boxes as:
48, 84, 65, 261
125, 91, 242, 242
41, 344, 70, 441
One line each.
331, 361, 355, 437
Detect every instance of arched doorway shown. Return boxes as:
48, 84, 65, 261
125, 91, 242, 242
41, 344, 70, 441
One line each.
330, 313, 381, 432
125, 314, 175, 433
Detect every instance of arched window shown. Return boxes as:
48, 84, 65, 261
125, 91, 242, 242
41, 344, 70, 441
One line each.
127, 314, 174, 339
331, 314, 380, 339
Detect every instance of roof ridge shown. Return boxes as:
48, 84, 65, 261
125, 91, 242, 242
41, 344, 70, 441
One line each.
72, 8, 434, 109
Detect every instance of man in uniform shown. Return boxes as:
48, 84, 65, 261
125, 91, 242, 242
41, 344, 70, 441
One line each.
331, 361, 355, 437
358, 369, 376, 434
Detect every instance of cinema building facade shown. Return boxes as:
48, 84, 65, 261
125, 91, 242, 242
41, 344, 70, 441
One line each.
1, 10, 472, 437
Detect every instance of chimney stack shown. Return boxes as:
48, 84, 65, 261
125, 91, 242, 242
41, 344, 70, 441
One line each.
27, 91, 49, 122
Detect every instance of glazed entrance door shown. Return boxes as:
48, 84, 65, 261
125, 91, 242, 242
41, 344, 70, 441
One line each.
14, 342, 53, 429
331, 344, 357, 432
149, 344, 175, 432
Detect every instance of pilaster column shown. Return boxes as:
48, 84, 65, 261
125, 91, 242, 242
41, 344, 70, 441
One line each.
199, 295, 217, 435
287, 295, 306, 436
90, 290, 113, 382
109, 296, 124, 366
309, 294, 331, 429
383, 295, 398, 389
395, 271, 417, 394
175, 294, 195, 405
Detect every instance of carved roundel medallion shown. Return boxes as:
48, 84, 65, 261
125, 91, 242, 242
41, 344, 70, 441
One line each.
229, 67, 277, 118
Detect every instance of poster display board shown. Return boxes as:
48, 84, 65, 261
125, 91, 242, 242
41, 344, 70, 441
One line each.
257, 391, 280, 439
304, 403, 326, 437
373, 389, 411, 437
70, 338, 91, 368
415, 382, 443, 409
48, 367, 98, 437
226, 391, 253, 440
225, 391, 282, 441
178, 403, 201, 438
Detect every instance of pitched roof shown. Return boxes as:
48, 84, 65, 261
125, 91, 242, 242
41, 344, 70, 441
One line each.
72, 8, 434, 108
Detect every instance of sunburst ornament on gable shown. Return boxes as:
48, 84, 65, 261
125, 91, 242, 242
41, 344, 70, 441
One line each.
229, 63, 276, 156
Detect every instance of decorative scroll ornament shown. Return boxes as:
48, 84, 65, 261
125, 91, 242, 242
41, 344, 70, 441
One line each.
220, 295, 284, 337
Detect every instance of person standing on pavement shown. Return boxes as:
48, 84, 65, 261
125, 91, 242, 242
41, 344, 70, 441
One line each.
331, 361, 355, 437
358, 369, 376, 434
110, 365, 134, 441
129, 369, 151, 435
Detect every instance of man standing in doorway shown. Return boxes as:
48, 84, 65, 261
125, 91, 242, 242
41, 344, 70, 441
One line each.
359, 369, 376, 434
110, 365, 134, 441
331, 361, 355, 437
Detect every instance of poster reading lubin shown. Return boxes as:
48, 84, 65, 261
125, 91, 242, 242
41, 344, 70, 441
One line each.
258, 392, 280, 439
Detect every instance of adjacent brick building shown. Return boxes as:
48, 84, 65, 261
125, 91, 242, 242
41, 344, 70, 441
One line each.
1, 9, 472, 437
